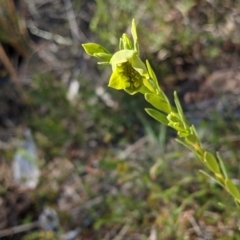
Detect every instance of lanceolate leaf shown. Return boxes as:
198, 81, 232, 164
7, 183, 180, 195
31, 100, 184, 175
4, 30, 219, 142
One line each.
122, 33, 133, 50
146, 60, 158, 85
175, 138, 193, 152
199, 170, 224, 188
131, 19, 139, 53
82, 43, 110, 56
204, 151, 220, 174
93, 53, 112, 62
225, 179, 240, 200
174, 91, 187, 128
145, 108, 168, 125
217, 152, 228, 179
145, 93, 171, 113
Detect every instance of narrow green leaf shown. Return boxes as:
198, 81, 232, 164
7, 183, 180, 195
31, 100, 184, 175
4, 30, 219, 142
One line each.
160, 91, 171, 106
199, 170, 224, 188
143, 78, 156, 93
189, 125, 200, 142
93, 53, 112, 62
131, 19, 138, 42
225, 179, 240, 200
234, 199, 240, 209
175, 138, 193, 151
119, 38, 124, 50
82, 43, 110, 56
204, 151, 220, 174
158, 124, 167, 150
139, 84, 153, 94
173, 91, 187, 128
145, 108, 168, 125
131, 19, 139, 53
145, 93, 171, 113
122, 33, 133, 50
146, 60, 158, 83
216, 152, 228, 179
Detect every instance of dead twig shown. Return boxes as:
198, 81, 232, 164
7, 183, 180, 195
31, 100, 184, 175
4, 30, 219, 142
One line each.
187, 215, 203, 238
112, 222, 130, 240
0, 43, 21, 89
63, 0, 88, 42
0, 221, 39, 238
117, 136, 148, 160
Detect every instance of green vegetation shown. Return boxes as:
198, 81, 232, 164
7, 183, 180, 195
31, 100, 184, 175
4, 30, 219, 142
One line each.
83, 19, 240, 207
82, 19, 240, 238
0, 0, 240, 239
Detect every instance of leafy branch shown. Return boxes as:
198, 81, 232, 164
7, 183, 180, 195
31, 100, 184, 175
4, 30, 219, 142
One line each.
82, 19, 240, 208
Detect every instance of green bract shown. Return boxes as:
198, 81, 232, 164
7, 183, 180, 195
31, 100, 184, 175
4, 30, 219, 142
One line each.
82, 43, 112, 64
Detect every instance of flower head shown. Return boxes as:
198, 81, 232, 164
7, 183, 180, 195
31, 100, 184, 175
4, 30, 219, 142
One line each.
109, 49, 147, 94
82, 19, 156, 95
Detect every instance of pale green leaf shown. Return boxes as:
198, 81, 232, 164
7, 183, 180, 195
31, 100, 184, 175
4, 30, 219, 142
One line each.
145, 93, 171, 113
174, 91, 187, 128
119, 38, 124, 50
146, 60, 158, 84
143, 78, 156, 93
139, 84, 153, 94
175, 138, 193, 151
93, 53, 112, 62
204, 151, 220, 174
225, 179, 240, 200
122, 33, 133, 50
217, 152, 228, 179
131, 19, 139, 53
145, 108, 168, 125
189, 125, 200, 143
82, 43, 110, 56
199, 170, 224, 187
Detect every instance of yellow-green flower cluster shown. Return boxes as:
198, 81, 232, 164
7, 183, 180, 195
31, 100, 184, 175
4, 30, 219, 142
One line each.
82, 20, 154, 95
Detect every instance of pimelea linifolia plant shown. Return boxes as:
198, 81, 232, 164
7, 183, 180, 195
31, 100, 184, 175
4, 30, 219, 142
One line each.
82, 20, 240, 208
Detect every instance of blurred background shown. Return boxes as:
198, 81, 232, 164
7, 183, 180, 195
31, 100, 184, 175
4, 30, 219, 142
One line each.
0, 0, 240, 239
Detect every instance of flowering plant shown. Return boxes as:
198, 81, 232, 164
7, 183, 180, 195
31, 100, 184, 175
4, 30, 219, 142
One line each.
82, 20, 240, 207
